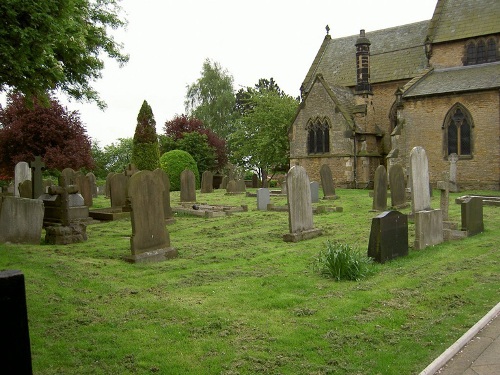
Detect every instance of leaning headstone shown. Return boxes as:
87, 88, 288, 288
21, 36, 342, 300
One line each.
0, 197, 44, 244
283, 166, 322, 242
310, 181, 319, 203
30, 156, 45, 199
461, 196, 484, 236
86, 172, 98, 198
153, 168, 174, 222
409, 146, 431, 213
372, 165, 387, 211
368, 210, 408, 263
18, 180, 32, 199
180, 169, 196, 203
320, 164, 338, 199
414, 209, 443, 250
125, 170, 177, 263
256, 188, 270, 210
200, 171, 214, 193
389, 164, 406, 208
0, 270, 33, 374
448, 153, 459, 192
109, 173, 128, 208
14, 162, 31, 198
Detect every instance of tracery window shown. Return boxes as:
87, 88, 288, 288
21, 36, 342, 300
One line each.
464, 37, 498, 65
307, 118, 330, 154
443, 104, 473, 158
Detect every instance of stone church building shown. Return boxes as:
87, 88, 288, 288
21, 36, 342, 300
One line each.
289, 0, 499, 190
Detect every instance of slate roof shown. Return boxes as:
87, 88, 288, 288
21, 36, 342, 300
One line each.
427, 0, 500, 43
403, 61, 500, 98
302, 21, 430, 93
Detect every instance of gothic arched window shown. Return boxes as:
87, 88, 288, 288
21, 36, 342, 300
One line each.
443, 104, 473, 158
307, 118, 330, 154
464, 38, 498, 65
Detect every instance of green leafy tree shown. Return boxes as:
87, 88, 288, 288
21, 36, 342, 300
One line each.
102, 137, 133, 173
131, 100, 160, 171
159, 150, 199, 191
176, 132, 216, 174
0, 0, 129, 108
229, 81, 299, 184
185, 59, 236, 139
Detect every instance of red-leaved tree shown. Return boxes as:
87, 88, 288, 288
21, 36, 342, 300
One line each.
163, 115, 227, 171
0, 92, 94, 178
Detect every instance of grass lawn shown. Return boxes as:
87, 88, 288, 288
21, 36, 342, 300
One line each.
1, 188, 499, 374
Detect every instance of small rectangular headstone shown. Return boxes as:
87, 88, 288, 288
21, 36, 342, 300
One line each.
256, 188, 270, 210
414, 209, 443, 250
310, 181, 319, 203
461, 196, 484, 236
368, 210, 408, 263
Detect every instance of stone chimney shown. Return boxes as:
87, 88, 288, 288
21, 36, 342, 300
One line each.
355, 29, 372, 94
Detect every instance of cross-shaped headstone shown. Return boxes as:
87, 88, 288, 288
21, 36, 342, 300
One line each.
30, 156, 45, 199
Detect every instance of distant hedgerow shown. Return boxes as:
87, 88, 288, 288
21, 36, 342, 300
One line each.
312, 241, 374, 281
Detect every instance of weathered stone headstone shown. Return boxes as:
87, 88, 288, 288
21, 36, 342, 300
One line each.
226, 180, 237, 194
201, 171, 214, 193
124, 163, 139, 177
409, 146, 431, 213
75, 173, 92, 207
61, 168, 76, 187
105, 172, 116, 198
14, 162, 31, 198
414, 209, 443, 250
256, 188, 270, 210
437, 174, 450, 221
0, 270, 33, 374
372, 165, 388, 211
109, 173, 128, 208
0, 197, 44, 244
283, 166, 322, 242
30, 156, 45, 199
18, 180, 32, 199
153, 168, 173, 222
125, 170, 177, 263
180, 169, 196, 203
461, 196, 484, 236
368, 210, 408, 263
448, 153, 459, 192
310, 181, 319, 203
86, 172, 98, 198
320, 164, 337, 199
252, 174, 259, 188
389, 164, 406, 208
236, 179, 246, 193
220, 176, 229, 190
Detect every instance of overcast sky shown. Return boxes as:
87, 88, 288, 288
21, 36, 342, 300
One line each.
4, 0, 439, 146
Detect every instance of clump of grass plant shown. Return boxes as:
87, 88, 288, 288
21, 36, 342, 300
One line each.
313, 240, 374, 281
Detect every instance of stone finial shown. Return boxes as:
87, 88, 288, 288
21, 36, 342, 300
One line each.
325, 25, 330, 35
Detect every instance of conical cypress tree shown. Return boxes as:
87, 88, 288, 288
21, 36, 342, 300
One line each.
131, 100, 160, 170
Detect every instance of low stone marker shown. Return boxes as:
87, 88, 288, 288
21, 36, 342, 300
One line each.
257, 188, 270, 210
461, 196, 484, 236
109, 173, 128, 208
0, 270, 33, 374
125, 171, 177, 263
180, 169, 196, 203
310, 181, 319, 203
283, 166, 322, 242
0, 197, 44, 244
372, 165, 387, 211
414, 209, 443, 250
200, 171, 214, 193
368, 211, 408, 263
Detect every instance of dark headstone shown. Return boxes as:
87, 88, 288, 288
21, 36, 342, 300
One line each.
320, 164, 337, 199
30, 156, 45, 199
18, 180, 32, 199
0, 270, 33, 374
86, 172, 98, 198
389, 164, 406, 208
251, 174, 259, 188
372, 165, 387, 211
368, 211, 408, 263
105, 172, 116, 198
461, 196, 484, 236
75, 174, 92, 207
110, 173, 128, 208
153, 168, 173, 221
200, 171, 214, 193
180, 169, 196, 202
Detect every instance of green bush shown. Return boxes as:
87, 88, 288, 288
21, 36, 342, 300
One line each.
132, 142, 160, 171
159, 150, 199, 191
312, 241, 374, 281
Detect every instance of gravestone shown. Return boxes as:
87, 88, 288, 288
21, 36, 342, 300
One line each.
461, 196, 484, 236
124, 163, 139, 177
372, 165, 387, 211
310, 181, 319, 203
368, 210, 408, 263
389, 164, 406, 208
414, 209, 443, 250
125, 171, 177, 263
283, 166, 322, 242
220, 176, 229, 190
61, 168, 76, 187
75, 173, 92, 207
409, 146, 431, 213
14, 162, 31, 198
109, 173, 128, 208
256, 188, 270, 210
320, 164, 338, 199
252, 174, 259, 188
18, 180, 32, 199
448, 153, 459, 192
30, 156, 45, 199
437, 174, 450, 221
236, 179, 246, 193
0, 270, 33, 374
180, 169, 196, 202
200, 171, 214, 193
153, 168, 174, 222
0, 197, 44, 244
226, 180, 237, 194
105, 172, 116, 198
86, 172, 98, 198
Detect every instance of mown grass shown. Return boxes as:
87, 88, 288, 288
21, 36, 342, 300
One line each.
0, 188, 499, 374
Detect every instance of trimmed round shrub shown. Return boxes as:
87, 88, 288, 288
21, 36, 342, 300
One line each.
159, 150, 200, 191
